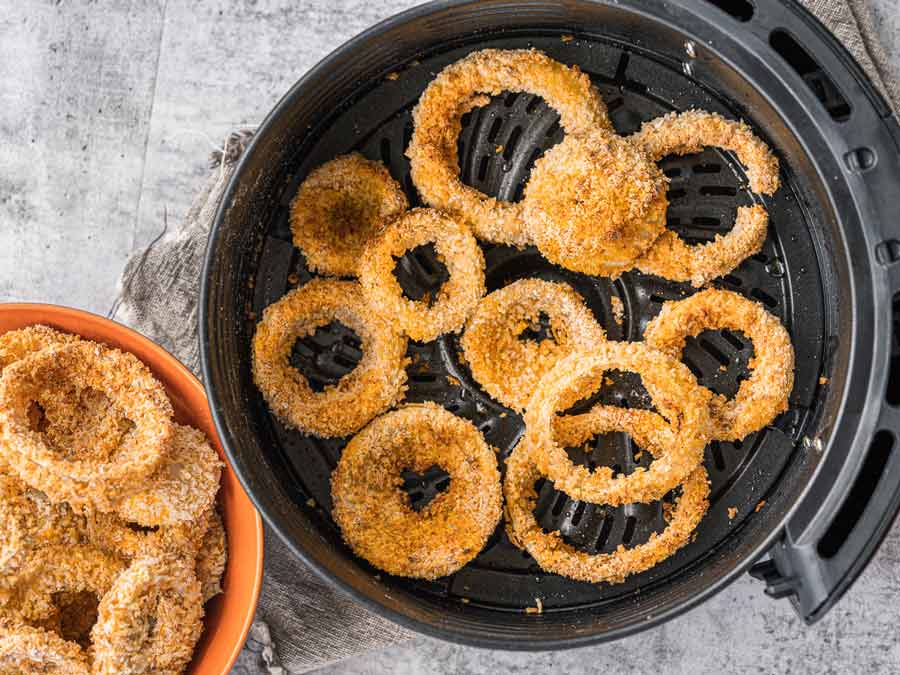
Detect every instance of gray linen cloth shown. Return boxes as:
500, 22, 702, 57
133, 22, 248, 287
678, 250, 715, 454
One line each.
110, 2, 899, 672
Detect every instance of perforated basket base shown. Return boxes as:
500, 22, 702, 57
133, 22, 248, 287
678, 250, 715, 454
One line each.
248, 33, 827, 612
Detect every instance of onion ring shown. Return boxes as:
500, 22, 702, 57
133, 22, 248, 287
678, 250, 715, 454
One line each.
81, 508, 212, 563
114, 424, 222, 527
0, 621, 89, 675
289, 153, 409, 276
0, 326, 79, 375
643, 288, 794, 440
460, 279, 606, 411
634, 205, 769, 287
523, 130, 668, 276
630, 110, 780, 195
504, 440, 709, 583
196, 509, 227, 603
0, 342, 173, 510
91, 555, 203, 675
407, 48, 612, 247
252, 278, 409, 437
358, 208, 485, 342
524, 341, 712, 504
331, 403, 502, 579
630, 110, 779, 285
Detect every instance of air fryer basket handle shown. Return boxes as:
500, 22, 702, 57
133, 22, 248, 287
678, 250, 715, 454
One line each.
742, 0, 900, 623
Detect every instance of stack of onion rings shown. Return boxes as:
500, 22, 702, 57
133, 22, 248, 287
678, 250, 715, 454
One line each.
408, 48, 612, 247
643, 288, 794, 440
460, 279, 606, 411
358, 208, 485, 342
505, 404, 710, 583
252, 278, 409, 437
524, 341, 713, 505
290, 153, 409, 276
331, 403, 502, 579
631, 110, 780, 286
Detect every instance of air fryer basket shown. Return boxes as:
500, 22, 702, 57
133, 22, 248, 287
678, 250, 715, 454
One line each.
201, 0, 900, 648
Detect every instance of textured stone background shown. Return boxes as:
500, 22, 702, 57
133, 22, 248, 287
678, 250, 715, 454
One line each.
2, 1, 900, 673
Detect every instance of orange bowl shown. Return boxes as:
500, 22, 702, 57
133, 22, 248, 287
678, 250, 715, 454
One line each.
0, 303, 264, 675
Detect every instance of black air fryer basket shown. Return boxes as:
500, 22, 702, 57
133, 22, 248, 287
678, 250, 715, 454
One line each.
201, 0, 900, 648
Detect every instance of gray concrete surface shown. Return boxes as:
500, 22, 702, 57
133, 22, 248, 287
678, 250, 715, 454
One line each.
2, 1, 900, 673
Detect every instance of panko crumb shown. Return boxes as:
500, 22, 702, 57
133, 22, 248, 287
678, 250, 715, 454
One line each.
447, 375, 462, 387
495, 144, 504, 154
755, 500, 766, 513
819, 376, 829, 385
460, 597, 470, 604
306, 498, 317, 508
727, 507, 738, 520
525, 597, 543, 614
610, 296, 625, 326
561, 35, 574, 43
386, 71, 400, 81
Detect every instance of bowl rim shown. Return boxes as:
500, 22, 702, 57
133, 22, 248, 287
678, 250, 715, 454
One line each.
0, 301, 265, 674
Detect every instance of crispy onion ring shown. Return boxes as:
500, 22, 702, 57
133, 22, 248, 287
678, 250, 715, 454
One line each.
523, 130, 668, 277
331, 403, 502, 579
0, 326, 79, 375
460, 279, 606, 411
408, 48, 612, 247
358, 208, 485, 342
631, 110, 779, 286
525, 342, 712, 504
196, 509, 227, 603
0, 342, 173, 510
252, 278, 409, 437
91, 555, 203, 675
0, 621, 89, 675
504, 440, 709, 584
634, 205, 769, 287
643, 288, 794, 441
114, 424, 222, 527
289, 153, 409, 276
0, 475, 84, 577
1, 545, 124, 623
81, 508, 212, 563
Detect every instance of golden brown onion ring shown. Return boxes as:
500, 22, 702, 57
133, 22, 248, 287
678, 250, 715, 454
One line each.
504, 438, 709, 584
289, 153, 408, 276
643, 288, 794, 441
0, 621, 89, 675
523, 130, 668, 276
631, 110, 780, 285
0, 342, 173, 511
460, 279, 606, 411
525, 341, 712, 504
90, 555, 203, 675
358, 208, 485, 342
408, 48, 612, 247
331, 403, 502, 579
252, 278, 409, 437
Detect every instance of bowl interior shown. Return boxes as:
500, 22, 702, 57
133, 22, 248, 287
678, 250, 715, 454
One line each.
0, 303, 263, 675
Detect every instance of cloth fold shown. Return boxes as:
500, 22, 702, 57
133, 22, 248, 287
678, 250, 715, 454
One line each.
111, 4, 897, 672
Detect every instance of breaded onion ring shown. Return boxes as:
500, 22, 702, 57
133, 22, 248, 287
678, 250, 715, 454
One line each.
631, 110, 780, 286
407, 48, 612, 247
525, 342, 712, 504
290, 153, 409, 276
358, 208, 485, 342
504, 441, 709, 583
252, 278, 409, 437
523, 131, 668, 276
0, 342, 173, 510
460, 279, 606, 411
81, 508, 212, 563
196, 510, 227, 603
114, 424, 222, 527
91, 555, 203, 675
0, 325, 79, 375
643, 288, 794, 441
0, 621, 89, 675
635, 205, 769, 287
631, 110, 780, 195
331, 403, 502, 579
